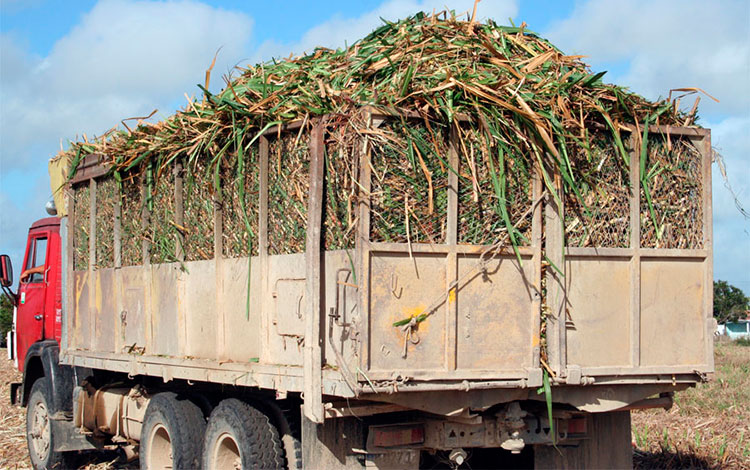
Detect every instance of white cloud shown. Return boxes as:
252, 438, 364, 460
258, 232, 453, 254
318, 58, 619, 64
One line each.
545, 0, 750, 117
0, 0, 253, 173
0, 0, 253, 269
544, 0, 750, 293
254, 0, 518, 62
0, 174, 50, 270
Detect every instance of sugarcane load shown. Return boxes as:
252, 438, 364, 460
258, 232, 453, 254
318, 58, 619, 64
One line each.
6, 9, 713, 470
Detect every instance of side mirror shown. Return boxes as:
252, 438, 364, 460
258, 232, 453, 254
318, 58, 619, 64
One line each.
0, 254, 13, 288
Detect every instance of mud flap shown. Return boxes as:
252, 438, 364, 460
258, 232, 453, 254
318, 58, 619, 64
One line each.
51, 418, 102, 452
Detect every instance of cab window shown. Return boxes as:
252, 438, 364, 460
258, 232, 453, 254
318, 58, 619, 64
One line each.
23, 237, 48, 283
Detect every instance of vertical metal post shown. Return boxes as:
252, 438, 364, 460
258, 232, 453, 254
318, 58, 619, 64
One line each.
174, 161, 185, 262
531, 169, 543, 369
629, 134, 641, 368
304, 121, 325, 423
445, 125, 459, 370
114, 189, 122, 269
700, 130, 714, 372
545, 173, 566, 377
113, 183, 122, 353
357, 113, 374, 372
64, 184, 75, 351
89, 179, 97, 270
141, 177, 150, 266
140, 175, 153, 352
214, 171, 225, 359
88, 179, 97, 347
259, 136, 270, 362
173, 161, 186, 356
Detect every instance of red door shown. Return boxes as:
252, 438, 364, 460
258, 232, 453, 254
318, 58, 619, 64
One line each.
16, 234, 50, 371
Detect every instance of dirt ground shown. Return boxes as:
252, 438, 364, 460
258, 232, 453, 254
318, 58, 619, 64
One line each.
0, 350, 127, 470
1, 343, 748, 469
0, 350, 26, 468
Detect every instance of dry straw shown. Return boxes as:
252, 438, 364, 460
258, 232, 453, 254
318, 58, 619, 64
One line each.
64, 11, 704, 260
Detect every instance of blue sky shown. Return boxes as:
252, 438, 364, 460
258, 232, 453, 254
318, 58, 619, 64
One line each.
1, 0, 748, 293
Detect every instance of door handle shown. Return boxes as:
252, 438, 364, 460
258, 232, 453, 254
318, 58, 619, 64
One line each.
34, 315, 42, 321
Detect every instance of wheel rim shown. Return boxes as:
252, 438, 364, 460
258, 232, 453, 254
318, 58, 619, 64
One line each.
211, 432, 242, 470
146, 423, 173, 470
29, 400, 51, 461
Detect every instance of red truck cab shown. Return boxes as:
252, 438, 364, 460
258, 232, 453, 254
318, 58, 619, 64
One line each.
3, 216, 91, 470
14, 217, 63, 371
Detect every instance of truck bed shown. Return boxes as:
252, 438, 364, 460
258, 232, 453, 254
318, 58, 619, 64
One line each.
61, 115, 714, 423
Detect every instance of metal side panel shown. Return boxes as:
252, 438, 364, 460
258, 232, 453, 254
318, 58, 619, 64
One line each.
565, 256, 632, 368
455, 254, 535, 372
60, 217, 69, 353
640, 258, 706, 367
150, 263, 182, 357
92, 268, 115, 354
321, 250, 360, 384
368, 252, 447, 373
267, 253, 306, 366
72, 271, 90, 350
563, 250, 711, 377
364, 250, 536, 381
119, 265, 146, 353
221, 256, 262, 363
62, 348, 352, 396
183, 259, 217, 359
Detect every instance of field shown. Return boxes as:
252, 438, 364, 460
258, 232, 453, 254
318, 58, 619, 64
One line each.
1, 342, 748, 469
632, 339, 750, 469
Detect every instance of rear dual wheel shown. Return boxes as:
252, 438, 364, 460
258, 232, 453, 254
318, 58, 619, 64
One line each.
202, 399, 285, 470
139, 392, 206, 470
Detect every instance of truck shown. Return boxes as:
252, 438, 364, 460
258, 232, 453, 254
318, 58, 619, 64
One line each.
4, 13, 715, 470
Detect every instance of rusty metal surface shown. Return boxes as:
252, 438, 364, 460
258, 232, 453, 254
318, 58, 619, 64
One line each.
267, 253, 305, 367
273, 278, 305, 336
369, 252, 447, 371
456, 254, 535, 371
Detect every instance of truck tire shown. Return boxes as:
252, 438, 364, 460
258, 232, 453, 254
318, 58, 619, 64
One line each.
261, 401, 302, 470
139, 392, 206, 470
202, 398, 284, 470
281, 432, 302, 470
26, 377, 73, 470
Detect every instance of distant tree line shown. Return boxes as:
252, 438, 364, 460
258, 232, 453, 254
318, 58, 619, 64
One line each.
714, 280, 749, 324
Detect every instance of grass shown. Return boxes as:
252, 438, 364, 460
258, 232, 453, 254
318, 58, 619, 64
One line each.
632, 340, 750, 469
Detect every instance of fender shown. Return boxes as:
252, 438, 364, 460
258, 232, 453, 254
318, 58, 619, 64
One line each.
20, 340, 74, 415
